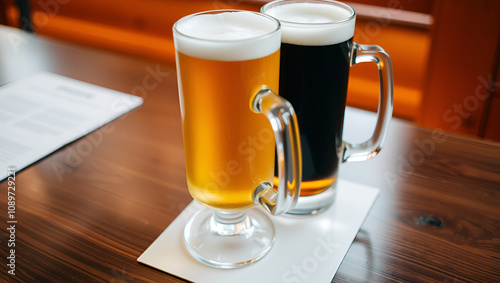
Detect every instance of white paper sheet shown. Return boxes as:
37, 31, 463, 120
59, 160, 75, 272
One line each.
0, 72, 143, 180
138, 179, 379, 283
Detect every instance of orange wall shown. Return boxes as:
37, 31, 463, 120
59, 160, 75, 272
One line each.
5, 0, 431, 122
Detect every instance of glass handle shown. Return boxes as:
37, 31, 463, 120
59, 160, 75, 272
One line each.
343, 43, 394, 163
252, 87, 302, 215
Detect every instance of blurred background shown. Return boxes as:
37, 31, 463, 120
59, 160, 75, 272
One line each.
1, 0, 499, 141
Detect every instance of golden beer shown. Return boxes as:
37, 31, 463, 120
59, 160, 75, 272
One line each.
175, 12, 281, 211
174, 9, 302, 269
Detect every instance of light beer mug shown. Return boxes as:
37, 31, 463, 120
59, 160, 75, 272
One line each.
262, 0, 393, 215
173, 10, 301, 268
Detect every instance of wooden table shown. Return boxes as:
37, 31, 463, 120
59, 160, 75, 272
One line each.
1, 26, 499, 282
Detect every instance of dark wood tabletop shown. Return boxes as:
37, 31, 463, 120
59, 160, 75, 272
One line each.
1, 25, 499, 283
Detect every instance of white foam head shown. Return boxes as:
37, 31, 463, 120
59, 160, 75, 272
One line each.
173, 11, 281, 61
262, 1, 355, 46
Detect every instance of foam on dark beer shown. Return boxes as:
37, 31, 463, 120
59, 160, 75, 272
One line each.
264, 2, 355, 46
173, 11, 281, 61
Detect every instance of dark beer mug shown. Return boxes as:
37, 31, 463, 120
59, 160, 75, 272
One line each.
262, 0, 393, 215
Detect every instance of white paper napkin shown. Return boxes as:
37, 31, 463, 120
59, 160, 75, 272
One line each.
138, 179, 379, 283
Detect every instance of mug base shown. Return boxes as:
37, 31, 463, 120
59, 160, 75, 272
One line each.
184, 207, 275, 268
284, 185, 337, 216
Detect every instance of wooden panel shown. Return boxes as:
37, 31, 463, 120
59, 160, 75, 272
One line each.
3, 0, 433, 121
9, 0, 260, 64
23, 0, 261, 57
496, 48, 500, 93
483, 42, 500, 141
346, 0, 433, 14
28, 0, 262, 37
0, 1, 8, 25
31, 11, 177, 62
346, 1, 433, 28
484, 96, 500, 141
249, 0, 434, 14
418, 0, 500, 136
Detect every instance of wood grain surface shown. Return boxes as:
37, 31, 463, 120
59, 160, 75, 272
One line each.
0, 26, 499, 282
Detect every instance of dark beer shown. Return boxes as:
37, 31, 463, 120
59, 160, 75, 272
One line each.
263, 0, 356, 196
280, 39, 352, 196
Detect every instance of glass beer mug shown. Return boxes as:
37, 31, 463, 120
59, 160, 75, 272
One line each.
262, 0, 394, 215
173, 10, 301, 268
